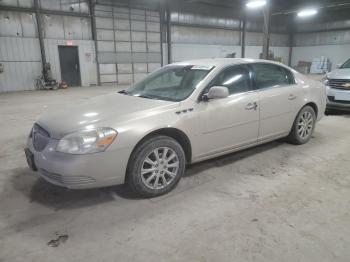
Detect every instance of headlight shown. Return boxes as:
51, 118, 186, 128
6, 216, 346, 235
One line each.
56, 127, 117, 154
321, 76, 329, 86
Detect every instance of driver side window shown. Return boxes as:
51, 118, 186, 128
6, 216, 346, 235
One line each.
211, 65, 252, 95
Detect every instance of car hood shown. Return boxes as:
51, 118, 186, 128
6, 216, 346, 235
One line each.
36, 92, 179, 139
327, 68, 350, 80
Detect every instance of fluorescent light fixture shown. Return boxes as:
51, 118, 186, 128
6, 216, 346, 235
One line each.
246, 0, 267, 9
297, 9, 318, 17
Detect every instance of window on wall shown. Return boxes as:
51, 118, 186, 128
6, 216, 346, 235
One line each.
211, 65, 252, 95
251, 63, 295, 89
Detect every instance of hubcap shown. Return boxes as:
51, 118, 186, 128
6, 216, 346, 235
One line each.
297, 111, 314, 139
141, 147, 179, 190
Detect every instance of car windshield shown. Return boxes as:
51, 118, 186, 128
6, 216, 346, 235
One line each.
125, 65, 213, 101
340, 59, 350, 69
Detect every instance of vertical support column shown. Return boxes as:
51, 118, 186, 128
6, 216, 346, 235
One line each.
166, 7, 172, 64
288, 33, 293, 66
34, 0, 47, 73
241, 11, 246, 58
159, 3, 165, 66
262, 1, 271, 60
287, 18, 294, 67
89, 0, 101, 85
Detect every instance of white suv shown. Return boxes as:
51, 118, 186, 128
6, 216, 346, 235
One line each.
324, 58, 350, 111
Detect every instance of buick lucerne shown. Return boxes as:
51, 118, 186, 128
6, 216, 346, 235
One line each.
25, 59, 326, 197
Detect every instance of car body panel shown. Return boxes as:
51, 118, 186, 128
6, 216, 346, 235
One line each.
194, 91, 259, 158
37, 93, 179, 139
327, 68, 350, 80
26, 58, 326, 189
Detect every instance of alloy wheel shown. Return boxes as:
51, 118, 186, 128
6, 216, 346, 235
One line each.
297, 111, 314, 139
140, 147, 179, 190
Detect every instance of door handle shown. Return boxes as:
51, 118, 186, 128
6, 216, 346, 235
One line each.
288, 94, 297, 100
245, 102, 258, 110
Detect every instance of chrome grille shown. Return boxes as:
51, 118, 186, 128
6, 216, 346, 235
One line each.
329, 79, 350, 90
40, 169, 96, 186
32, 124, 50, 152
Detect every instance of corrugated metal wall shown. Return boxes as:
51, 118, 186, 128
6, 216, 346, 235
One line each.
292, 20, 350, 69
0, 0, 97, 92
171, 25, 290, 63
95, 2, 161, 85
44, 39, 97, 86
0, 10, 41, 91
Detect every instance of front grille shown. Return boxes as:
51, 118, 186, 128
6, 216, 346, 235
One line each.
328, 96, 350, 104
329, 79, 350, 90
40, 169, 96, 186
32, 124, 50, 152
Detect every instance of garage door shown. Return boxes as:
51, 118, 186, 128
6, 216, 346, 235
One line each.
95, 4, 161, 85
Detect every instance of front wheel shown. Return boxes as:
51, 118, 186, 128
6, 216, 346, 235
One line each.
126, 135, 186, 198
287, 105, 316, 145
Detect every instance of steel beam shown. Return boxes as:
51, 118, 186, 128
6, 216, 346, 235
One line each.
262, 1, 271, 60
88, 0, 101, 86
287, 18, 294, 67
33, 0, 47, 73
159, 3, 165, 66
0, 4, 90, 18
288, 33, 294, 66
166, 7, 172, 64
240, 11, 246, 58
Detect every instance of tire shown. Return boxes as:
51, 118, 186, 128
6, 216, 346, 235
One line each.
287, 105, 316, 145
126, 135, 186, 198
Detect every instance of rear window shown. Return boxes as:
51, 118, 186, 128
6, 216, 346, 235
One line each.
252, 63, 295, 89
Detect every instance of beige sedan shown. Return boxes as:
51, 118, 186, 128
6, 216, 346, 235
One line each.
25, 58, 326, 197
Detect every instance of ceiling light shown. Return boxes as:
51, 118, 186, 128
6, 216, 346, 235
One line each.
297, 9, 318, 17
246, 0, 267, 9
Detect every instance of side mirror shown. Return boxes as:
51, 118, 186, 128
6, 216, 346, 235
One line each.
203, 86, 229, 101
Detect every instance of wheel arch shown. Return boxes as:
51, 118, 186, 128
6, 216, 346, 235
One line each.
128, 127, 192, 164
304, 101, 318, 117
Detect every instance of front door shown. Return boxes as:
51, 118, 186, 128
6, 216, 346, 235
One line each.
58, 46, 81, 86
195, 65, 259, 158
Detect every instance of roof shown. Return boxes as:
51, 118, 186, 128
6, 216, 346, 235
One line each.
172, 58, 285, 68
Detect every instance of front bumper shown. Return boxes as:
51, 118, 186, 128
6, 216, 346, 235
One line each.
326, 86, 350, 111
26, 136, 131, 189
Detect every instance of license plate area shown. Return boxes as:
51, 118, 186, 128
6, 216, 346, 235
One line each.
335, 92, 350, 101
25, 148, 37, 171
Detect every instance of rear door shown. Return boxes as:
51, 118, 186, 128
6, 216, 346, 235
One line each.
251, 63, 303, 141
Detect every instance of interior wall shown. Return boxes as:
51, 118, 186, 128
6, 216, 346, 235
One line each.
95, 3, 162, 85
42, 13, 97, 86
291, 27, 350, 70
292, 44, 350, 69
0, 1, 97, 92
171, 25, 290, 64
0, 11, 42, 92
44, 39, 97, 86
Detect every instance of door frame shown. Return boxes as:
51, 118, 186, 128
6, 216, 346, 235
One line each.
193, 64, 260, 160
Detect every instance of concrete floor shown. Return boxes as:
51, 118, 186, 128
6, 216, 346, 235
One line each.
1, 86, 350, 262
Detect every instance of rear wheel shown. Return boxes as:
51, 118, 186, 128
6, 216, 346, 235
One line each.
126, 135, 186, 198
287, 105, 316, 145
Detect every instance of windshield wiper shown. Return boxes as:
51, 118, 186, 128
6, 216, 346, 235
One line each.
136, 94, 159, 100
118, 90, 128, 95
